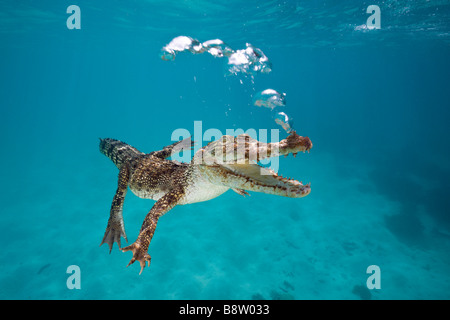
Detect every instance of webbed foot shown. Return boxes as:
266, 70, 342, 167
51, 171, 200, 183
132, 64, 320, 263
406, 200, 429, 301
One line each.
122, 242, 151, 275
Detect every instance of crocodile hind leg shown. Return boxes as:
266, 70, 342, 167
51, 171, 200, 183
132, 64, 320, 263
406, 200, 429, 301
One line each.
100, 164, 130, 252
122, 187, 185, 274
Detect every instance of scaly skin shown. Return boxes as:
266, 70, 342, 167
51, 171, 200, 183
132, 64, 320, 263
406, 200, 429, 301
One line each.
99, 131, 312, 274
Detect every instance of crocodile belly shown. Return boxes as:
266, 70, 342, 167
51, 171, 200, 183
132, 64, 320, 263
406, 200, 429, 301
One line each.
178, 180, 229, 205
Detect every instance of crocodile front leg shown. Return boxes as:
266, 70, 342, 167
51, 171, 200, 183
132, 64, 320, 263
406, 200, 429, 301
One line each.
150, 137, 194, 159
122, 187, 185, 274
100, 164, 130, 252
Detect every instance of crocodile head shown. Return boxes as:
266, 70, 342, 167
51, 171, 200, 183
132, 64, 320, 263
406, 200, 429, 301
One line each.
193, 131, 312, 198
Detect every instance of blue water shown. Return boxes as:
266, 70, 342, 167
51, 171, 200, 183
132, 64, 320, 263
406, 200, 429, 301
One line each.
1, 0, 449, 300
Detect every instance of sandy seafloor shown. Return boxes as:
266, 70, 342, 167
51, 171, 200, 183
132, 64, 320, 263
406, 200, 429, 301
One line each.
1, 146, 449, 300
0, 0, 450, 300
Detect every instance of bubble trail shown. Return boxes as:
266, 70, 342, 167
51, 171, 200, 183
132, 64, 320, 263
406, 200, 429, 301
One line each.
160, 36, 272, 76
160, 36, 299, 135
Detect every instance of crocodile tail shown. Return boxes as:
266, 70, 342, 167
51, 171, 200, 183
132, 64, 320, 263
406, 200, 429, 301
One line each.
99, 138, 144, 168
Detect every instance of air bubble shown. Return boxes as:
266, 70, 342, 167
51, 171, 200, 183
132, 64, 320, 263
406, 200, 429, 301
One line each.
274, 112, 294, 133
202, 39, 234, 58
253, 89, 286, 110
160, 36, 204, 60
227, 43, 272, 75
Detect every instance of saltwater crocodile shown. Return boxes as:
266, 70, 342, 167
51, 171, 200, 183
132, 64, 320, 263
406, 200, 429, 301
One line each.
99, 131, 312, 274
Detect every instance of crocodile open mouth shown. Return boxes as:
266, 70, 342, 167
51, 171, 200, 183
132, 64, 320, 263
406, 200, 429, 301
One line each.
242, 130, 312, 197
197, 131, 312, 198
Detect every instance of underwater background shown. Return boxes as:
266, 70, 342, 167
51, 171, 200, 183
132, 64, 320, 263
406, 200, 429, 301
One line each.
0, 0, 449, 300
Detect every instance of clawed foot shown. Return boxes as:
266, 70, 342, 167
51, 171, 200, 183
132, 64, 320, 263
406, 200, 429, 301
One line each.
100, 225, 127, 253
122, 242, 151, 275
